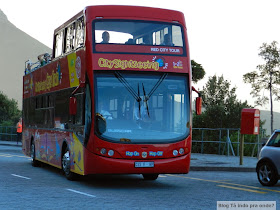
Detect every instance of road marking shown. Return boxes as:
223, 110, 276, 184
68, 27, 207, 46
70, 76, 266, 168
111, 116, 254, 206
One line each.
217, 182, 280, 193
166, 174, 280, 193
159, 175, 167, 178
0, 155, 13, 157
13, 155, 28, 158
66, 189, 96, 198
0, 153, 30, 159
217, 185, 267, 194
11, 174, 31, 180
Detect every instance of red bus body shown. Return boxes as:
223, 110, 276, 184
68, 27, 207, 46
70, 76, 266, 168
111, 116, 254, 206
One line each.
22, 5, 193, 178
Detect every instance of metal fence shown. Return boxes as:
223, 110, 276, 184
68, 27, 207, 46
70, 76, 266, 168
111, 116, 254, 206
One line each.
192, 128, 267, 157
0, 126, 17, 141
0, 125, 267, 157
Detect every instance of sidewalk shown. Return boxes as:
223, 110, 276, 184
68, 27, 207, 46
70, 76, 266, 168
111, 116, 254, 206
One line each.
0, 140, 257, 172
0, 140, 22, 147
190, 153, 257, 172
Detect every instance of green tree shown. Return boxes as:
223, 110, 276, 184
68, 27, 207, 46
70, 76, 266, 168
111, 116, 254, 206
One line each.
193, 75, 251, 128
0, 91, 21, 126
191, 60, 205, 83
243, 41, 280, 134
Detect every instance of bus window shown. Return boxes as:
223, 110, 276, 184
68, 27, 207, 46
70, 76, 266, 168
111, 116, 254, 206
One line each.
136, 35, 152, 45
153, 26, 176, 46
94, 20, 184, 48
65, 23, 76, 53
75, 17, 85, 49
153, 31, 161, 45
172, 25, 183, 47
54, 89, 72, 129
96, 30, 133, 44
55, 30, 63, 58
95, 71, 190, 143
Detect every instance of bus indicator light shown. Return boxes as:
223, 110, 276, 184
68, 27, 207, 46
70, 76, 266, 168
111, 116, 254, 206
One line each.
179, 148, 184, 155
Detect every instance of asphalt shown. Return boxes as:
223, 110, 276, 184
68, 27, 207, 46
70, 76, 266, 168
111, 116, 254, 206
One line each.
0, 140, 257, 172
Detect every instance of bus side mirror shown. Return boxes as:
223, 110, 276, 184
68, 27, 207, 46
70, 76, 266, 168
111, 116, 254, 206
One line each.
195, 97, 202, 115
96, 114, 106, 135
69, 97, 77, 115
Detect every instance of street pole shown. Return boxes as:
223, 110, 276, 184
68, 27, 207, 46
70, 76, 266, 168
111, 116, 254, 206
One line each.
239, 134, 244, 165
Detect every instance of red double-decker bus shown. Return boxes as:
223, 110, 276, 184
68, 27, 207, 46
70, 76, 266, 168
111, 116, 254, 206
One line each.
22, 5, 201, 180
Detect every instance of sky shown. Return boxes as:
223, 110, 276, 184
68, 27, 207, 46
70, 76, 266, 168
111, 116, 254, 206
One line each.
1, 0, 280, 112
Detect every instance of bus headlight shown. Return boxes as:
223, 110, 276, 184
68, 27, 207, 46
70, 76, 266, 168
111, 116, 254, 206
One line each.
108, 150, 114, 156
100, 148, 107, 155
173, 150, 178, 156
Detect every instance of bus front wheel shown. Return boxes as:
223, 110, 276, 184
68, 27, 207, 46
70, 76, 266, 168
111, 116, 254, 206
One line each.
142, 174, 159, 180
61, 147, 76, 180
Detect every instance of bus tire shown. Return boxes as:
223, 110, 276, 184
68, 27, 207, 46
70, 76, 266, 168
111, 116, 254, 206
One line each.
31, 140, 40, 167
61, 146, 76, 180
142, 174, 159, 180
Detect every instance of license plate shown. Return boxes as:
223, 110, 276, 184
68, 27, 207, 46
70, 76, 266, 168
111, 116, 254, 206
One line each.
135, 162, 154, 168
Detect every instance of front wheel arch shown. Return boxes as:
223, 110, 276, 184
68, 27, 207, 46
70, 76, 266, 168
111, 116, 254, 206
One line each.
61, 142, 77, 180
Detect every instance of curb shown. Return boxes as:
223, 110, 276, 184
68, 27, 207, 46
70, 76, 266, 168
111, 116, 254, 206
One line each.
190, 166, 255, 172
0, 143, 22, 147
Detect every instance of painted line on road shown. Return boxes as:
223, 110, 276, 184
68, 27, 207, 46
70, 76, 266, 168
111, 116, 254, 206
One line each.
0, 153, 29, 158
12, 155, 28, 158
159, 175, 167, 178
217, 182, 280, 193
217, 185, 267, 194
0, 155, 13, 157
166, 174, 280, 193
66, 189, 96, 198
11, 174, 31, 180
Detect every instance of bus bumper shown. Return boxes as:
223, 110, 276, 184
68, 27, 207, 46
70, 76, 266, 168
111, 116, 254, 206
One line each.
84, 152, 190, 175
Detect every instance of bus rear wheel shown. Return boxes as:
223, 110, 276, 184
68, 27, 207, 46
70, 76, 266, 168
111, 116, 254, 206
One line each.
142, 174, 159, 180
31, 141, 39, 167
61, 146, 76, 180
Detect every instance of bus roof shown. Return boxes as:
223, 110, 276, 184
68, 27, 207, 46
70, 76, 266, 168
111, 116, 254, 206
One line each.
54, 5, 186, 34
87, 5, 185, 23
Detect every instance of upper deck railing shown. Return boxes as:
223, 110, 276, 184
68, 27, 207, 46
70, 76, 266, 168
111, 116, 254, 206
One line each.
24, 53, 52, 75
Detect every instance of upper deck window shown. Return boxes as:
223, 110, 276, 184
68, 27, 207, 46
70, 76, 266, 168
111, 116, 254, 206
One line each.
93, 20, 185, 55
54, 16, 85, 58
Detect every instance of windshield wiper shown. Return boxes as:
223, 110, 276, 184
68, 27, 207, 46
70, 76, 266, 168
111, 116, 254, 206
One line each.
114, 71, 142, 102
114, 71, 142, 119
138, 83, 141, 118
114, 72, 167, 120
145, 73, 168, 101
142, 83, 150, 118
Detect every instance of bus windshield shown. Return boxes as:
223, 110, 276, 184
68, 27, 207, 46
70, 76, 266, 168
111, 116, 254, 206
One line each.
95, 71, 190, 143
93, 20, 184, 48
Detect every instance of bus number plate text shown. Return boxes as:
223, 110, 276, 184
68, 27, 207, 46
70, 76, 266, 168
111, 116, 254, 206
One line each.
134, 162, 154, 168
